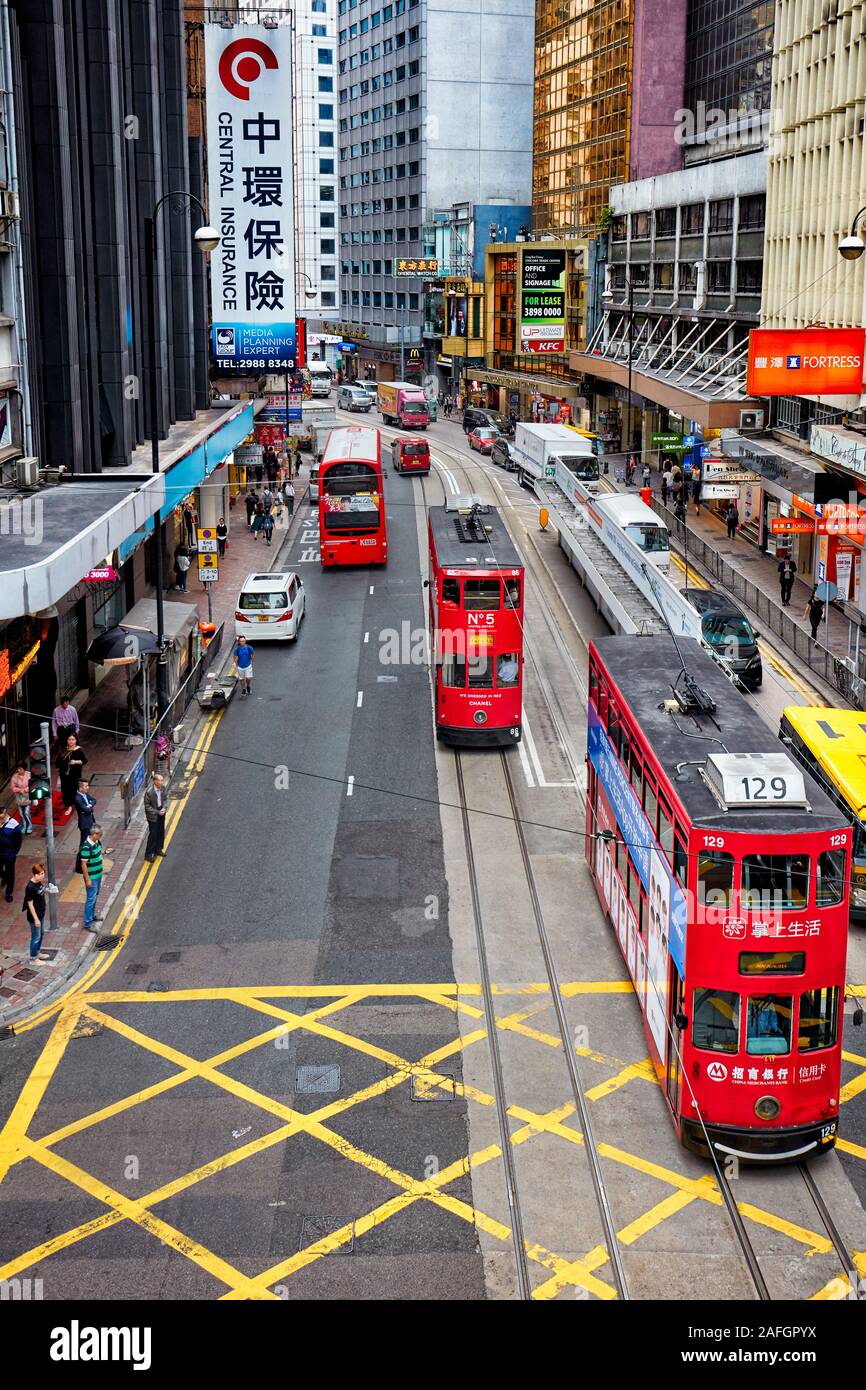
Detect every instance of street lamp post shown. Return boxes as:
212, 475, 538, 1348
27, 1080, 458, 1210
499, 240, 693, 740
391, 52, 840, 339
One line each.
144, 193, 219, 717
839, 208, 866, 261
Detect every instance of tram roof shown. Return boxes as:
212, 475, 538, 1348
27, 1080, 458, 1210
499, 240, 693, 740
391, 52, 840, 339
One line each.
429, 504, 523, 571
593, 634, 846, 833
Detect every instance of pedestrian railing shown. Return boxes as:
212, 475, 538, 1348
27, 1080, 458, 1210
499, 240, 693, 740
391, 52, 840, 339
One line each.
120, 622, 225, 827
649, 497, 866, 710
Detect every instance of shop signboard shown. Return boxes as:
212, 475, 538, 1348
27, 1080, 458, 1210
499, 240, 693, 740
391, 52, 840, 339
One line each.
519, 249, 566, 354
702, 461, 761, 483
234, 444, 263, 471
702, 483, 740, 499
770, 517, 815, 535
746, 328, 866, 398
395, 258, 439, 276
205, 26, 296, 369
652, 432, 683, 449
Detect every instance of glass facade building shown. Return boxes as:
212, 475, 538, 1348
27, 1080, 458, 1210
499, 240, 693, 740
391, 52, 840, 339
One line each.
684, 0, 774, 115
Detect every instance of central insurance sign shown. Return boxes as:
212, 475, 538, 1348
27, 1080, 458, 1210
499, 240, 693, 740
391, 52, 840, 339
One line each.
746, 328, 865, 397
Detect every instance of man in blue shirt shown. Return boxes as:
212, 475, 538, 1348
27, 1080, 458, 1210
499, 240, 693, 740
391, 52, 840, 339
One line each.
233, 637, 255, 696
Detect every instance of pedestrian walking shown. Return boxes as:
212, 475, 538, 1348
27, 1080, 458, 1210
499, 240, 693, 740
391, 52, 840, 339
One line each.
263, 447, 278, 484
0, 807, 23, 903
725, 502, 739, 540
57, 733, 87, 810
691, 473, 702, 515
660, 475, 669, 507
642, 463, 651, 489
252, 500, 264, 539
182, 503, 196, 548
51, 694, 80, 745
778, 556, 797, 607
290, 439, 299, 479
79, 825, 105, 931
804, 590, 825, 643
674, 495, 687, 527
626, 454, 637, 485
262, 510, 274, 546
245, 488, 257, 528
662, 466, 673, 495
11, 762, 33, 835
174, 544, 191, 592
216, 517, 228, 558
261, 485, 274, 514
232, 636, 255, 696
144, 774, 168, 863
283, 478, 295, 518
22, 862, 50, 961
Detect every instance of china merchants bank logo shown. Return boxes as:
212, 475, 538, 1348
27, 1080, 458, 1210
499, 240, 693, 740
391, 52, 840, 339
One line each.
219, 38, 279, 100
706, 1061, 728, 1082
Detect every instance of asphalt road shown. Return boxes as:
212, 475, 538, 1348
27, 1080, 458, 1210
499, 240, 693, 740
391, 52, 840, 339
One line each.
0, 465, 484, 1300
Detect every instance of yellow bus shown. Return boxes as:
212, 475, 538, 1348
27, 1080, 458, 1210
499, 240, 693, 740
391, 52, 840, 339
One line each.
780, 704, 866, 923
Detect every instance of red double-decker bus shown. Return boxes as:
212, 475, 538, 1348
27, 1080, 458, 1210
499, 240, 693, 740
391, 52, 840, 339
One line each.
586, 634, 850, 1163
428, 499, 523, 745
319, 425, 387, 566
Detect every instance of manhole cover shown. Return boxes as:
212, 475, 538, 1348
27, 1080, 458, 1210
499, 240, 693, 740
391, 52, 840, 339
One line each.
147, 981, 169, 993
13, 968, 36, 982
411, 1073, 456, 1102
159, 951, 181, 964
296, 1064, 340, 1094
299, 1216, 354, 1254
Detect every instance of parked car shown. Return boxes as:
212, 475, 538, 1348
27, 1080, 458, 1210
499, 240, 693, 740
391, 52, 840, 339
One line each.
490, 437, 517, 471
337, 384, 372, 412
235, 571, 306, 642
462, 407, 497, 434
683, 587, 762, 690
467, 426, 500, 454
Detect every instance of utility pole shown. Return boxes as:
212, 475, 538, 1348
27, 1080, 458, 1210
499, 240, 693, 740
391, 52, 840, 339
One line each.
399, 299, 406, 380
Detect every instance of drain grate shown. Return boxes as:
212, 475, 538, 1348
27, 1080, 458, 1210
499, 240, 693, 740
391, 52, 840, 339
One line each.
411, 1072, 456, 1102
13, 968, 37, 982
159, 951, 182, 964
147, 981, 169, 993
299, 1216, 354, 1254
296, 1064, 340, 1094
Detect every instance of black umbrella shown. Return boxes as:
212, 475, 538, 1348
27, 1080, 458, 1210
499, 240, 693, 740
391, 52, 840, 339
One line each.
86, 624, 161, 667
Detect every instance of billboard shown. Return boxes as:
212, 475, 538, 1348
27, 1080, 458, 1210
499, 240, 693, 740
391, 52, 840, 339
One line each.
444, 279, 468, 338
205, 27, 296, 370
746, 328, 865, 398
520, 249, 566, 354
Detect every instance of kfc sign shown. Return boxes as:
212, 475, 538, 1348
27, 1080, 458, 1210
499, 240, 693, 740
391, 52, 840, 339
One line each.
747, 328, 865, 398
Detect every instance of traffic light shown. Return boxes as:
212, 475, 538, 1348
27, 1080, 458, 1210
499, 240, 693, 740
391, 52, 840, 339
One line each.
29, 734, 50, 800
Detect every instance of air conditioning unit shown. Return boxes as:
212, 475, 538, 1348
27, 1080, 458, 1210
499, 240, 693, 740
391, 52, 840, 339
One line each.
15, 456, 40, 488
0, 189, 19, 220
739, 409, 765, 431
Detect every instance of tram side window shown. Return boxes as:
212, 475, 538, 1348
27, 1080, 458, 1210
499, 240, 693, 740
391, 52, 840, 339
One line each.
504, 578, 521, 609
741, 854, 809, 911
464, 579, 501, 610
798, 986, 839, 1052
468, 652, 494, 689
697, 850, 734, 909
496, 652, 519, 687
441, 653, 466, 687
693, 987, 740, 1053
629, 751, 642, 798
442, 578, 460, 605
816, 849, 845, 907
608, 706, 621, 756
673, 836, 688, 889
745, 994, 792, 1055
628, 862, 641, 919
643, 779, 658, 838
589, 666, 599, 705
657, 798, 674, 863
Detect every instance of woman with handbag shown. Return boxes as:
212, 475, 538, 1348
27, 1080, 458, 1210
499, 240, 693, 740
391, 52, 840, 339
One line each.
11, 761, 33, 834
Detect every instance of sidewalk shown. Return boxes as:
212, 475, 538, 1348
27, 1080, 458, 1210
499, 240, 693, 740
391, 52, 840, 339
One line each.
0, 471, 309, 1026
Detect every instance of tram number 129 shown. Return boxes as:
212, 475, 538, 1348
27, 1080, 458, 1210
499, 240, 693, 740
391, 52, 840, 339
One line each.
740, 776, 788, 801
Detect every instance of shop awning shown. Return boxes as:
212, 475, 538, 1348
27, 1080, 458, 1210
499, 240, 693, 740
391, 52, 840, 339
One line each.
0, 475, 165, 622
472, 367, 586, 401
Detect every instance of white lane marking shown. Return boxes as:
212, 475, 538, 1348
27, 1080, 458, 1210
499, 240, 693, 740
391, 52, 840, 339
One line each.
432, 455, 460, 495
369, 585, 374, 594
364, 631, 370, 643
347, 775, 354, 797
357, 690, 364, 708
522, 708, 575, 789
517, 735, 535, 789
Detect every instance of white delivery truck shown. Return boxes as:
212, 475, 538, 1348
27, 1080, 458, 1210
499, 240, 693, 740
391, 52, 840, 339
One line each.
512, 423, 598, 491
296, 401, 337, 452
307, 360, 333, 397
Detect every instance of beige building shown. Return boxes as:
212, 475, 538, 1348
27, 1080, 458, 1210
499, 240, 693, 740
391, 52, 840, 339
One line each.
762, 0, 866, 409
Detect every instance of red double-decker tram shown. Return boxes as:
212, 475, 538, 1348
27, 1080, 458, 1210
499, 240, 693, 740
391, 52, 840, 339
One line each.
318, 425, 388, 566
428, 499, 523, 746
586, 634, 850, 1163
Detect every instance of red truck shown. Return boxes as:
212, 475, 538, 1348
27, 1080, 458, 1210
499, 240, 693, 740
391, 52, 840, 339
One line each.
377, 380, 429, 429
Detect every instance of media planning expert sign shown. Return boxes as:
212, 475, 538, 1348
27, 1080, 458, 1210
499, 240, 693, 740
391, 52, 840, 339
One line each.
520, 249, 566, 354
205, 26, 296, 370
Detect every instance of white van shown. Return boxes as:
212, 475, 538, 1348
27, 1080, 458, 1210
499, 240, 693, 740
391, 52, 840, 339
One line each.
235, 572, 306, 642
337, 383, 372, 412
308, 361, 332, 398
593, 493, 670, 570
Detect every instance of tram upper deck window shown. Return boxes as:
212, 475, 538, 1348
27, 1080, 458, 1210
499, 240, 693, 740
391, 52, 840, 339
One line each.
497, 653, 519, 687
693, 987, 740, 1053
816, 849, 845, 906
504, 578, 521, 609
745, 994, 791, 1055
741, 854, 809, 911
442, 578, 460, 605
697, 849, 734, 908
441, 653, 465, 687
464, 578, 501, 610
798, 986, 839, 1052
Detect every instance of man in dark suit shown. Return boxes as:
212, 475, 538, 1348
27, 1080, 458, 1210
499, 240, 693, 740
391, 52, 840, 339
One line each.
144, 775, 168, 863
74, 780, 97, 845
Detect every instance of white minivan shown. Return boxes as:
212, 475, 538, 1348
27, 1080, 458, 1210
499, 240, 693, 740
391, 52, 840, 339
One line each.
337, 384, 372, 412
235, 572, 306, 642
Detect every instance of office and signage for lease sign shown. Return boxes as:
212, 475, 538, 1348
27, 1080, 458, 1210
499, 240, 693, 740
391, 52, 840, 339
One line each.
519, 249, 566, 354
746, 328, 865, 397
205, 27, 296, 370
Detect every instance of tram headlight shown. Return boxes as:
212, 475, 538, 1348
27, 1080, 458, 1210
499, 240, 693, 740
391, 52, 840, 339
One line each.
473, 710, 488, 725
754, 1094, 781, 1121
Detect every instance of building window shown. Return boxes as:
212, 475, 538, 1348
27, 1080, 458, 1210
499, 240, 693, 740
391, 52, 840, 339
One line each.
409, 293, 418, 308
631, 211, 651, 240
384, 292, 394, 307
408, 59, 419, 75
707, 260, 730, 293
320, 158, 335, 173
681, 203, 703, 235
654, 262, 674, 291
313, 0, 327, 10
312, 24, 327, 36
318, 48, 333, 64
373, 291, 382, 306
737, 260, 763, 294
372, 10, 381, 25
655, 207, 676, 238
321, 266, 336, 281
321, 292, 336, 307
319, 103, 334, 119
360, 16, 368, 30
395, 227, 405, 240
320, 186, 335, 201
321, 212, 335, 227
679, 261, 697, 291
321, 238, 336, 254
708, 199, 733, 232
738, 194, 765, 230
630, 262, 650, 288
320, 131, 335, 147
319, 76, 334, 92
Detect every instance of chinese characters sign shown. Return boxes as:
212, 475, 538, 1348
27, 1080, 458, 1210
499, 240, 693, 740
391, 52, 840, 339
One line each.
520, 249, 566, 354
205, 28, 296, 370
395, 258, 439, 276
746, 328, 865, 398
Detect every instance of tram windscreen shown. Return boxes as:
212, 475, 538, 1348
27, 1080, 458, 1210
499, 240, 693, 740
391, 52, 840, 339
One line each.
624, 523, 669, 553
